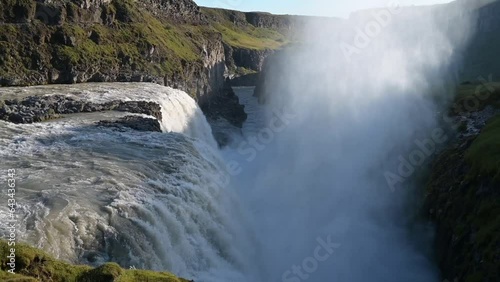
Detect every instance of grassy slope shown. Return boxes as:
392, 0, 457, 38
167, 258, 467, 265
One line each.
0, 0, 290, 86
466, 116, 500, 180
0, 240, 190, 282
455, 82, 500, 180
425, 83, 500, 281
200, 8, 288, 50
0, 0, 209, 75
453, 82, 500, 113
427, 144, 499, 281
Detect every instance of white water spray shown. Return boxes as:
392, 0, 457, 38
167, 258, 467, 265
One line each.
0, 83, 253, 281
224, 3, 478, 282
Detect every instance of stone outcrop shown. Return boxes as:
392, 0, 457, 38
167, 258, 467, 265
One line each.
245, 12, 295, 31
0, 95, 162, 123
0, 0, 228, 101
253, 48, 289, 102
201, 82, 247, 128
0, 0, 302, 127
97, 115, 162, 132
138, 0, 207, 24
231, 47, 274, 72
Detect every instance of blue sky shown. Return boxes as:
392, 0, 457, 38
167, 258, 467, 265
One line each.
194, 0, 454, 17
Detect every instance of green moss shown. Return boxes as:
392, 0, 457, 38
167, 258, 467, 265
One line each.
201, 8, 288, 50
0, 0, 290, 87
1, 0, 36, 21
233, 67, 258, 76
0, 241, 190, 282
0, 0, 211, 82
466, 115, 500, 180
453, 82, 500, 114
213, 23, 286, 50
0, 270, 37, 281
426, 121, 500, 281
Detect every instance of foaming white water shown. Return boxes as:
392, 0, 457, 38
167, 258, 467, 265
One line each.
0, 83, 217, 148
223, 4, 477, 282
0, 83, 254, 281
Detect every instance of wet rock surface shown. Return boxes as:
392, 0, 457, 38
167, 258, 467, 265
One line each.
97, 115, 162, 132
201, 83, 247, 128
0, 95, 162, 124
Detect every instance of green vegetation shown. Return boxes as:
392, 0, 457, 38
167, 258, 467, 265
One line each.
212, 22, 286, 49
48, 0, 205, 75
0, 240, 190, 282
426, 144, 499, 282
424, 80, 500, 281
466, 115, 500, 180
233, 66, 258, 76
453, 82, 500, 114
201, 8, 288, 50
0, 0, 291, 88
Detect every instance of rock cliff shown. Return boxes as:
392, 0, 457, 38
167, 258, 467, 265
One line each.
252, 2, 500, 281
0, 0, 298, 121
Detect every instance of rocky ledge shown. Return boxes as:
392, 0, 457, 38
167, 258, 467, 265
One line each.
97, 115, 162, 132
0, 95, 162, 124
201, 83, 247, 128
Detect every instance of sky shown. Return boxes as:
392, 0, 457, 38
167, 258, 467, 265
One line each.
194, 0, 455, 17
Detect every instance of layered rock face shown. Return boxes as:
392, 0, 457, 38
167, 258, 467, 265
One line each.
460, 0, 500, 81
0, 0, 307, 129
138, 0, 206, 24
0, 0, 298, 115
0, 95, 162, 123
245, 12, 295, 31
1, 0, 226, 99
97, 115, 162, 132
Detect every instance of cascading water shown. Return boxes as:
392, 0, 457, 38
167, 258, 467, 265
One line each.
221, 4, 477, 282
0, 83, 255, 281
0, 3, 480, 282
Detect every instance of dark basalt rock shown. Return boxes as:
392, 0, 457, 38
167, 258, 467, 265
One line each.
0, 95, 162, 124
97, 115, 162, 132
231, 47, 274, 72
201, 82, 247, 128
228, 73, 259, 87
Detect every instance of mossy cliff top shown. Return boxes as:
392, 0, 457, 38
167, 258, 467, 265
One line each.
200, 7, 290, 50
0, 0, 292, 93
0, 240, 191, 282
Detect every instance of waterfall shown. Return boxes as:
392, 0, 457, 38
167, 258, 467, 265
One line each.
222, 5, 477, 282
0, 83, 252, 281
0, 3, 480, 282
